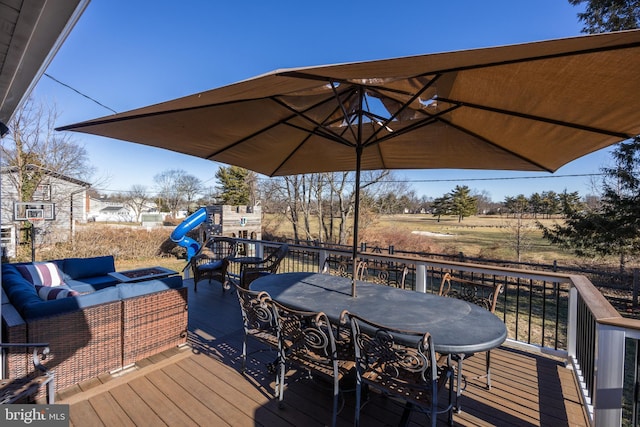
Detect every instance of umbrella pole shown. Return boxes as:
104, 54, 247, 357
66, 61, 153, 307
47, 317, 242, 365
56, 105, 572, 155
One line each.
352, 145, 362, 297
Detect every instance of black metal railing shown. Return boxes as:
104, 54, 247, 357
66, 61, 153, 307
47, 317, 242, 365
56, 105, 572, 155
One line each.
231, 238, 640, 426
576, 292, 597, 402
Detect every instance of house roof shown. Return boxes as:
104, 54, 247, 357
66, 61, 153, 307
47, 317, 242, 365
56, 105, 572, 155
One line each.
100, 206, 125, 212
1, 164, 90, 187
0, 0, 90, 125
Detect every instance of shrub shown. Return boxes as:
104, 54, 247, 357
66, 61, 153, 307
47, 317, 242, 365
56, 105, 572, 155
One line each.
359, 228, 443, 254
16, 225, 179, 262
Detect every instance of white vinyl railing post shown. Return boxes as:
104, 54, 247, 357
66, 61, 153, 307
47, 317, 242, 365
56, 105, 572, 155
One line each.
254, 241, 264, 259
318, 250, 329, 272
593, 323, 625, 427
415, 262, 427, 293
567, 285, 578, 360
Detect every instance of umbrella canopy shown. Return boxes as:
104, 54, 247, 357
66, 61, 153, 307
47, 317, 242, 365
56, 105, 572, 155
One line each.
58, 30, 640, 296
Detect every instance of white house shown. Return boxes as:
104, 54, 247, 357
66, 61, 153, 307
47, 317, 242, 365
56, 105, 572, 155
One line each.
87, 197, 161, 223
0, 165, 90, 259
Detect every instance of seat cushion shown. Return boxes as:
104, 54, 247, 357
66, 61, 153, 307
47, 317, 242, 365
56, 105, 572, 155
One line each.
197, 260, 224, 271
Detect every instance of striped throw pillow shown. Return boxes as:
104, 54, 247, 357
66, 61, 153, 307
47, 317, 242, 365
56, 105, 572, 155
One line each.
16, 262, 65, 287
35, 285, 79, 300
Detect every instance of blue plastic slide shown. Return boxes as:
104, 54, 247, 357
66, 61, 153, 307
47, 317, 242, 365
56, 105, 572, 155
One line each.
170, 207, 207, 261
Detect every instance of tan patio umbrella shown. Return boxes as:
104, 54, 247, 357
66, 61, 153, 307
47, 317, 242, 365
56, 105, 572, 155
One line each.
58, 29, 640, 296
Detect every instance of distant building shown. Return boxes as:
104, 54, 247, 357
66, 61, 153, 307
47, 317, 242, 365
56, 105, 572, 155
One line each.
87, 197, 160, 223
1, 165, 90, 259
200, 205, 262, 241
87, 197, 133, 222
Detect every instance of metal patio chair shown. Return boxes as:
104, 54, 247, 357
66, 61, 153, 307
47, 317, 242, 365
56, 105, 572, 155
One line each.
233, 284, 279, 376
191, 236, 237, 292
345, 312, 454, 427
359, 260, 408, 288
438, 272, 503, 412
271, 300, 353, 427
238, 244, 288, 289
321, 255, 366, 281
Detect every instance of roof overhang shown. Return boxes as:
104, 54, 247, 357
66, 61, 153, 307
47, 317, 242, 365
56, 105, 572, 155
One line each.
0, 0, 90, 126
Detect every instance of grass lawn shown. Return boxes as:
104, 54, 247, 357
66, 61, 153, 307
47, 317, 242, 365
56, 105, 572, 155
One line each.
353, 214, 588, 265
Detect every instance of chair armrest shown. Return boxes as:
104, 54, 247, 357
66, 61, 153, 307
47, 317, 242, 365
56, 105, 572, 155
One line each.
0, 343, 51, 373
0, 343, 54, 404
237, 259, 266, 267
0, 343, 49, 349
238, 258, 268, 276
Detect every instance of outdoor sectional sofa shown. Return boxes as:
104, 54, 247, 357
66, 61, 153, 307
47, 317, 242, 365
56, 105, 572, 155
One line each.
1, 255, 188, 397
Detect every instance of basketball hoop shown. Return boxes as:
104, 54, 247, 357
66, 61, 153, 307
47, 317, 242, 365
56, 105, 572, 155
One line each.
26, 208, 45, 228
14, 203, 55, 262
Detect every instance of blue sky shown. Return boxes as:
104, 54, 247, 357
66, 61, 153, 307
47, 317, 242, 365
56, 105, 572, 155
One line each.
34, 0, 613, 202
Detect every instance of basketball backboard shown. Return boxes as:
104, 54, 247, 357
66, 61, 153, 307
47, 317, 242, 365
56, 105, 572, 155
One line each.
14, 202, 55, 221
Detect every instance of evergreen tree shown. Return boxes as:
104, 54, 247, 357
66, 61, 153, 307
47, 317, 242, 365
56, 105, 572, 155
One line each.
540, 138, 640, 271
529, 193, 543, 218
558, 190, 584, 218
540, 191, 560, 219
449, 185, 477, 222
215, 166, 251, 205
431, 195, 451, 222
569, 0, 639, 33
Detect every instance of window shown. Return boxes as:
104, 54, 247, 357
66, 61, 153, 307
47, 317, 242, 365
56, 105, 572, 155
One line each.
33, 184, 51, 201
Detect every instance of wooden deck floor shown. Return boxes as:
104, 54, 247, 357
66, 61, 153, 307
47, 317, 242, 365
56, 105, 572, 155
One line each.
59, 278, 589, 427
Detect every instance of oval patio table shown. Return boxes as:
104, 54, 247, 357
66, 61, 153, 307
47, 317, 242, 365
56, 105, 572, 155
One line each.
250, 271, 507, 355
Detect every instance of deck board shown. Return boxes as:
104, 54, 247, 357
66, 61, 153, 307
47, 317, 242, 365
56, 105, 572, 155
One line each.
85, 393, 134, 427
58, 277, 589, 427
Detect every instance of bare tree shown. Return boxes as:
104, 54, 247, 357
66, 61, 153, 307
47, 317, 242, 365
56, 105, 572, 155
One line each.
504, 215, 535, 262
472, 189, 493, 215
246, 170, 259, 206
177, 174, 202, 213
282, 175, 303, 242
261, 170, 398, 245
154, 169, 187, 218
124, 185, 150, 222
1, 98, 94, 201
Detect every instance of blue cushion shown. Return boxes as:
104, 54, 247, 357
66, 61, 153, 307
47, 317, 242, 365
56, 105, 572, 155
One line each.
197, 260, 224, 271
76, 275, 119, 286
20, 286, 120, 320
117, 276, 184, 300
1, 264, 42, 310
62, 256, 115, 279
65, 279, 115, 293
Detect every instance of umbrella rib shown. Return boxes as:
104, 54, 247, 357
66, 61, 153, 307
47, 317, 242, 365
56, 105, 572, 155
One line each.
270, 94, 357, 148
326, 80, 360, 144
277, 70, 437, 99
202, 106, 297, 160
203, 88, 357, 163
270, 131, 315, 177
360, 105, 462, 147
264, 89, 366, 176
436, 117, 555, 172
436, 97, 633, 139
362, 75, 442, 147
56, 96, 273, 130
